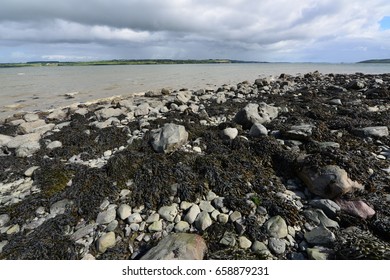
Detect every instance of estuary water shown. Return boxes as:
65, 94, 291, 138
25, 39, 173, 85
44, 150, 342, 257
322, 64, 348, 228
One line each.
0, 63, 389, 120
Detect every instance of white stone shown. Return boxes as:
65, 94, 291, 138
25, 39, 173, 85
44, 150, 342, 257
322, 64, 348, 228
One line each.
158, 205, 178, 222
239, 236, 252, 249
23, 113, 39, 122
0, 214, 10, 227
46, 140, 62, 150
97, 232, 116, 253
194, 211, 212, 231
180, 201, 193, 210
96, 208, 116, 225
217, 213, 229, 224
146, 213, 160, 224
221, 127, 238, 140
24, 166, 39, 177
174, 221, 190, 232
184, 204, 200, 224
148, 220, 163, 232
265, 215, 288, 238
150, 123, 188, 153
0, 134, 13, 146
16, 141, 40, 157
199, 200, 215, 213
127, 213, 143, 223
117, 204, 132, 220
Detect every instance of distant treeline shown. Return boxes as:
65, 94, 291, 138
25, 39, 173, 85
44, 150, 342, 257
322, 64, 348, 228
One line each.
358, 59, 390, 63
0, 59, 266, 68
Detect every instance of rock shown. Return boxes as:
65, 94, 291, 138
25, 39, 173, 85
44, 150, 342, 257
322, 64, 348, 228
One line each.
50, 199, 73, 215
212, 197, 225, 209
221, 127, 238, 140
347, 80, 365, 90
298, 165, 363, 199
220, 232, 236, 247
303, 209, 339, 228
82, 253, 96, 260
268, 238, 286, 255
309, 199, 340, 218
71, 224, 95, 241
7, 224, 21, 234
180, 201, 193, 211
0, 214, 10, 227
251, 241, 268, 253
46, 140, 62, 150
304, 226, 336, 245
16, 141, 40, 157
47, 109, 67, 121
148, 220, 163, 232
352, 126, 389, 138
24, 166, 40, 177
146, 213, 160, 223
97, 232, 116, 253
174, 221, 190, 232
249, 123, 268, 137
335, 199, 376, 220
107, 220, 118, 231
18, 119, 47, 134
6, 133, 41, 149
217, 213, 229, 224
95, 108, 124, 120
194, 211, 212, 231
0, 134, 13, 146
134, 103, 150, 117
234, 102, 279, 129
117, 204, 132, 220
199, 201, 215, 213
0, 241, 8, 254
158, 205, 178, 222
96, 208, 116, 225
239, 236, 252, 249
176, 91, 192, 104
23, 113, 39, 122
127, 213, 143, 223
206, 191, 217, 201
150, 123, 188, 153
145, 90, 162, 97
229, 211, 242, 222
307, 246, 332, 260
161, 88, 170, 95
284, 124, 315, 140
141, 233, 207, 260
265, 215, 288, 238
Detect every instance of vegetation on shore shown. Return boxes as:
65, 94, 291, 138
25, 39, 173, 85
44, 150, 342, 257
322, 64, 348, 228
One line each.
358, 59, 390, 63
0, 59, 264, 68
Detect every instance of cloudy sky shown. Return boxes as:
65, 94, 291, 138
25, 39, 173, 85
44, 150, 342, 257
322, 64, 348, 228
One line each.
1, 0, 390, 63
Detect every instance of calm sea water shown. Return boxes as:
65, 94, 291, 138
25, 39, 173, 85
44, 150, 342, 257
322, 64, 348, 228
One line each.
0, 63, 389, 120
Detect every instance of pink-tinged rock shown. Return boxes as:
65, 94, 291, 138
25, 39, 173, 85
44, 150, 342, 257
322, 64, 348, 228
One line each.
335, 199, 375, 220
298, 165, 363, 199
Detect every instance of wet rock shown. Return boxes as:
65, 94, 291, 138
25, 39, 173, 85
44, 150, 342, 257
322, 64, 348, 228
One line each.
335, 199, 375, 220
239, 236, 252, 249
141, 233, 207, 260
249, 123, 268, 137
194, 211, 212, 231
97, 232, 116, 253
117, 204, 132, 220
150, 123, 188, 153
16, 141, 40, 157
298, 165, 363, 199
265, 215, 288, 238
0, 214, 10, 227
148, 220, 163, 232
174, 221, 190, 232
304, 226, 336, 245
96, 208, 116, 225
309, 199, 340, 218
268, 238, 286, 255
234, 102, 279, 129
158, 205, 178, 222
46, 140, 62, 150
221, 127, 238, 140
352, 126, 389, 138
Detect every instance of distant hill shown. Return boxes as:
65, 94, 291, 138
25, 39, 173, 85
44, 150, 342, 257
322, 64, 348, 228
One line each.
358, 59, 390, 63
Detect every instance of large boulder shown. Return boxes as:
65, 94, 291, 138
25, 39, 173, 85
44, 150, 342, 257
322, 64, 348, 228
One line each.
150, 123, 188, 153
140, 233, 207, 260
234, 102, 279, 129
335, 199, 375, 220
298, 165, 363, 199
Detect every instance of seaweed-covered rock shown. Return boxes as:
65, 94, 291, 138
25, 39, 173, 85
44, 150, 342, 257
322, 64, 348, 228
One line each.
298, 165, 363, 199
150, 123, 188, 153
140, 233, 207, 260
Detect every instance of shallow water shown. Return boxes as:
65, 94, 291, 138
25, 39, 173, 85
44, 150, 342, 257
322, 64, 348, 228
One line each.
0, 63, 389, 120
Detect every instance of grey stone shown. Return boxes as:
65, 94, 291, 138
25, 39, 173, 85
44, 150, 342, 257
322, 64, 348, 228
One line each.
71, 224, 95, 241
0, 241, 8, 254
212, 197, 225, 209
107, 220, 118, 231
141, 233, 207, 260
82, 253, 96, 260
47, 109, 67, 121
239, 236, 252, 249
150, 123, 188, 153
50, 199, 73, 215
158, 205, 178, 222
220, 232, 236, 247
304, 226, 336, 245
265, 215, 288, 238
18, 119, 47, 134
174, 221, 190, 232
117, 204, 132, 220
24, 166, 39, 177
180, 201, 193, 211
127, 213, 143, 223
95, 108, 124, 120
249, 123, 268, 137
229, 211, 242, 222
184, 204, 200, 224
6, 133, 41, 149
16, 141, 40, 157
352, 126, 389, 138
199, 200, 215, 213
146, 213, 160, 223
161, 88, 170, 95
298, 165, 363, 199
304, 209, 339, 228
217, 213, 229, 224
148, 220, 162, 232
234, 102, 279, 129
97, 232, 116, 253
0, 134, 13, 146
268, 238, 286, 255
251, 241, 269, 253
0, 214, 10, 227
46, 140, 62, 150
134, 103, 150, 117
221, 127, 238, 140
206, 191, 217, 201
176, 91, 192, 104
284, 124, 315, 140
210, 210, 220, 221
145, 90, 162, 97
194, 211, 212, 231
307, 246, 332, 260
96, 208, 116, 225
23, 113, 39, 122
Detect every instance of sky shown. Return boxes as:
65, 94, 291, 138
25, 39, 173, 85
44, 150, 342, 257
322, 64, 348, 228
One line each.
1, 0, 390, 63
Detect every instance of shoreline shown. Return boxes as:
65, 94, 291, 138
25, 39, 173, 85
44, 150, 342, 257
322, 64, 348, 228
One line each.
0, 71, 389, 260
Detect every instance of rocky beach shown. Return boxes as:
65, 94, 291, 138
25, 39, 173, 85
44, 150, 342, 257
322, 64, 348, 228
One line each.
0, 71, 389, 260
